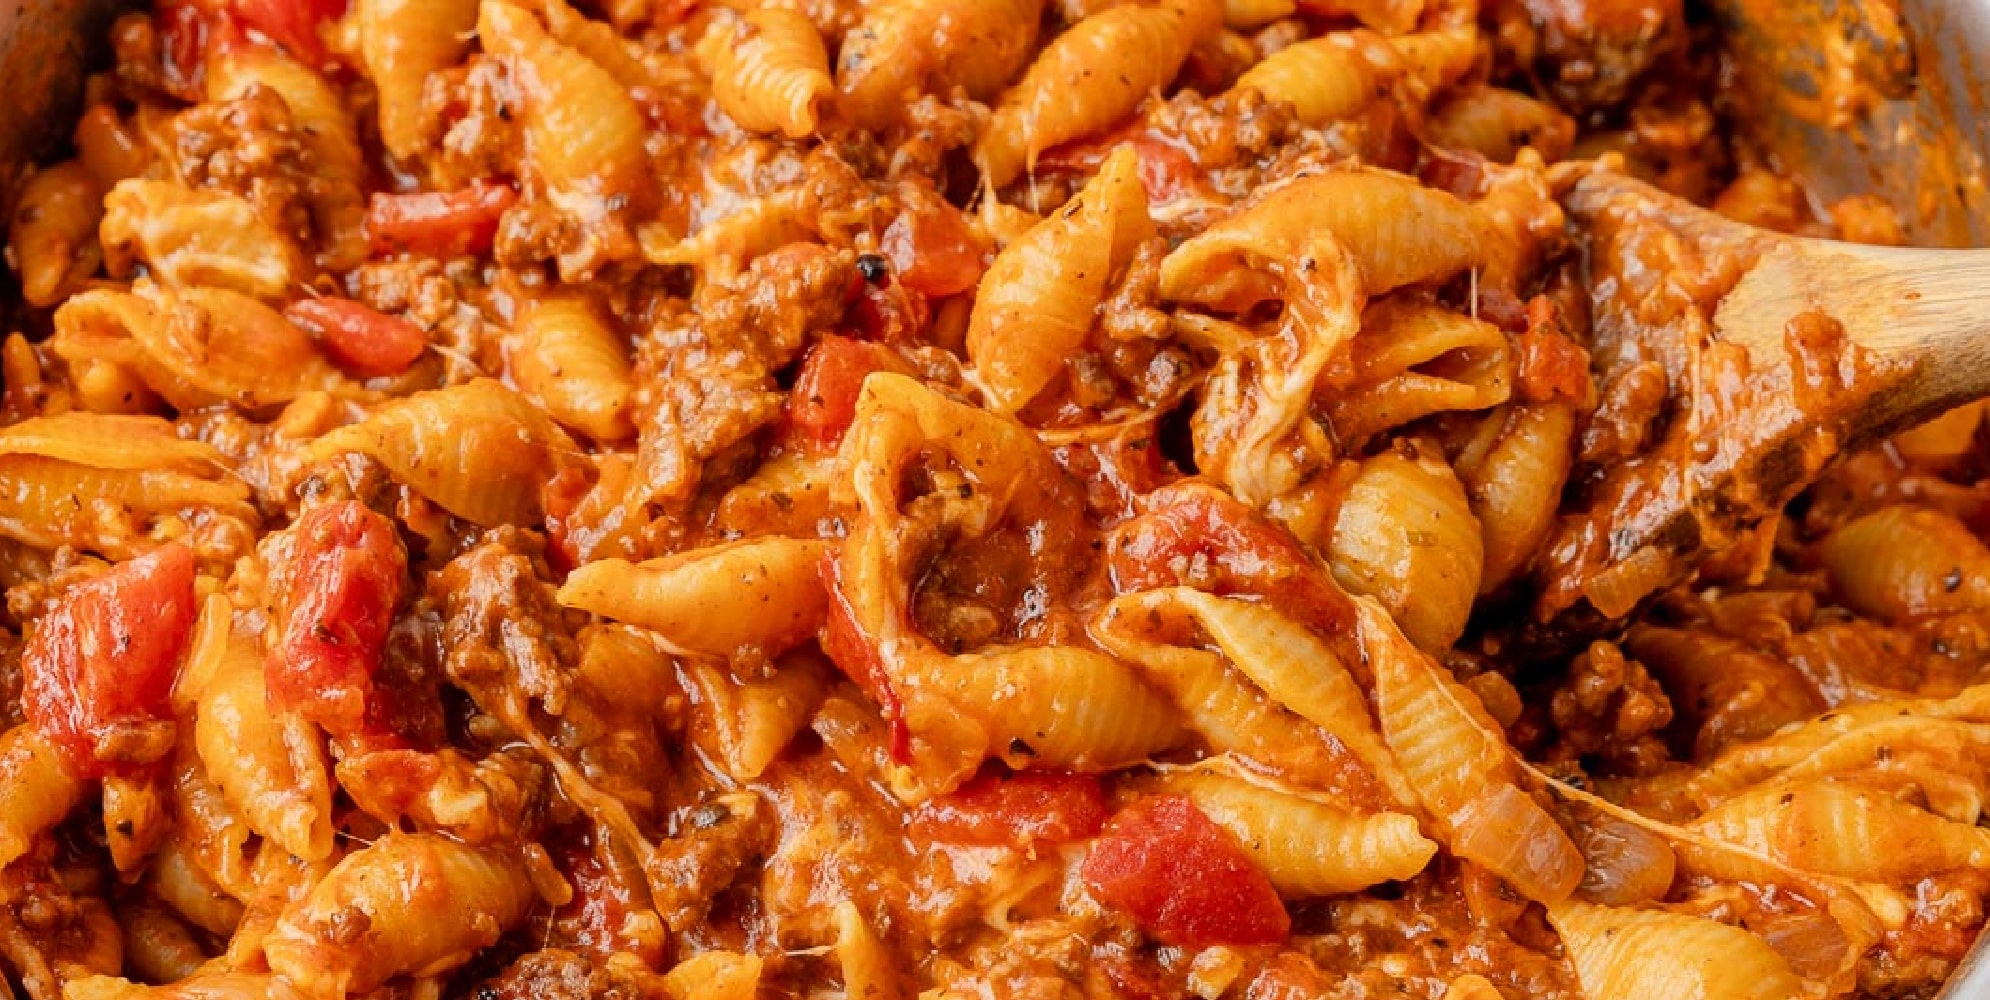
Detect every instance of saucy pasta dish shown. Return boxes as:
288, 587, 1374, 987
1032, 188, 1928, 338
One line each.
0, 0, 1985, 997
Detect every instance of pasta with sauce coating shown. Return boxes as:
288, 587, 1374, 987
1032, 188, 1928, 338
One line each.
0, 723, 85, 869
9, 160, 104, 308
261, 834, 534, 997
479, 0, 649, 278
187, 622, 335, 863
1361, 599, 1582, 903
967, 145, 1153, 414
1156, 770, 1434, 896
53, 284, 348, 410
975, 0, 1222, 187
205, 47, 367, 271
557, 536, 831, 660
99, 180, 299, 299
2, 2, 1989, 996
707, 9, 834, 139
508, 295, 636, 442
1329, 446, 1484, 652
1231, 27, 1474, 126
303, 379, 576, 527
1547, 900, 1805, 1000
837, 0, 1044, 129
336, 0, 479, 162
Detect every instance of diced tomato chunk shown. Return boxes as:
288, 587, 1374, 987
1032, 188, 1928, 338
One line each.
911, 769, 1107, 848
22, 544, 199, 779
1081, 795, 1291, 948
1515, 296, 1594, 405
266, 501, 407, 740
881, 197, 987, 298
817, 552, 909, 761
1109, 482, 1355, 636
158, 1, 242, 100
788, 335, 907, 449
285, 297, 428, 378
554, 835, 666, 968
1037, 129, 1209, 205
366, 181, 517, 258
230, 0, 347, 68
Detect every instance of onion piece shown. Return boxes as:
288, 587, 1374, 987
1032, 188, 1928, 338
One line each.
1451, 784, 1584, 903
1573, 811, 1678, 906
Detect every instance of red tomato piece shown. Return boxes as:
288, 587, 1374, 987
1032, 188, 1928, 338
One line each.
910, 770, 1107, 848
230, 0, 347, 69
1109, 482, 1356, 636
554, 836, 666, 968
817, 552, 909, 761
365, 181, 517, 258
158, 1, 241, 101
284, 297, 428, 378
1037, 129, 1210, 205
1081, 795, 1291, 948
22, 544, 199, 779
1516, 296, 1594, 405
788, 335, 907, 449
881, 199, 987, 298
266, 501, 407, 739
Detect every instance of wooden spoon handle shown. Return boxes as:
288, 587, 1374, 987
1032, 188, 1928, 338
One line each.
1716, 240, 1990, 435
1517, 169, 1990, 656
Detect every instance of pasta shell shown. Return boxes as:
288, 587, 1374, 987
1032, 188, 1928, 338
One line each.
9, 160, 104, 308
556, 536, 832, 659
509, 295, 636, 441
686, 651, 832, 781
1161, 169, 1498, 299
1429, 87, 1579, 163
662, 952, 763, 1000
975, 0, 1222, 187
189, 626, 335, 862
0, 724, 86, 869
967, 144, 1152, 413
709, 8, 834, 138
1156, 771, 1435, 896
1820, 505, 1990, 624
1324, 298, 1514, 444
0, 412, 249, 556
1672, 685, 1990, 813
164, 746, 256, 906
1547, 900, 1805, 1000
1135, 588, 1413, 807
480, 0, 649, 220
833, 900, 904, 1000
0, 412, 227, 471
837, 0, 1043, 129
1690, 779, 1990, 883
263, 834, 534, 997
1233, 30, 1399, 125
1330, 447, 1483, 652
53, 285, 346, 410
343, 0, 479, 161
206, 48, 368, 271
304, 379, 574, 527
1363, 598, 1581, 902
1454, 402, 1577, 592
1094, 590, 1389, 802
1223, 0, 1296, 29
907, 644, 1184, 774
100, 179, 300, 299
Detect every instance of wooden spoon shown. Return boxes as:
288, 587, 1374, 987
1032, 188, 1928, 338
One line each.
1518, 168, 1990, 651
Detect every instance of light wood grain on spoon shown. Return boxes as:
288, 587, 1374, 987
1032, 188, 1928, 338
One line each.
1523, 169, 1990, 650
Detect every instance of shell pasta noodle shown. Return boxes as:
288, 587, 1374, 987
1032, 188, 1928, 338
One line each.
0, 0, 1988, 998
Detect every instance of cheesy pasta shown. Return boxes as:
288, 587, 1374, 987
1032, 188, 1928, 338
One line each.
0, 1, 1984, 999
